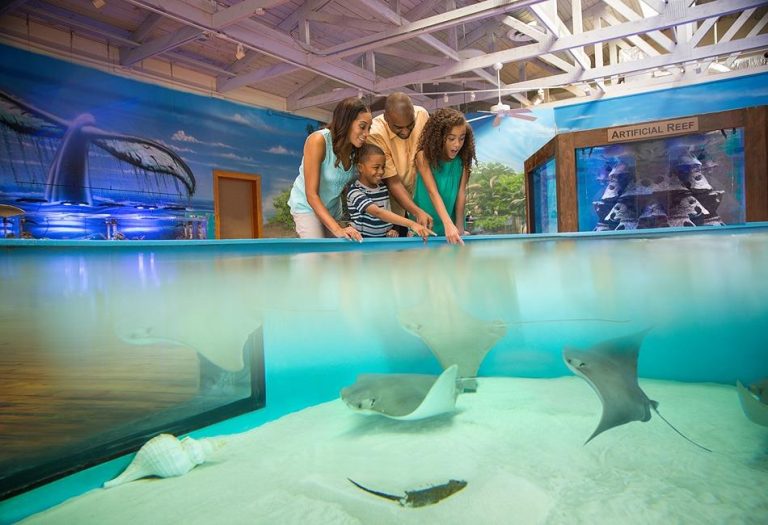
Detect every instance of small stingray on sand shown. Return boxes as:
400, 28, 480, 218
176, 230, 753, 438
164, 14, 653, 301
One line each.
737, 379, 768, 427
348, 478, 467, 508
341, 365, 459, 420
563, 329, 710, 451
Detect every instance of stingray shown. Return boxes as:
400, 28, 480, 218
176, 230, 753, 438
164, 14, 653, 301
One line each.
348, 478, 467, 507
398, 291, 507, 382
736, 379, 768, 427
563, 330, 711, 451
341, 364, 460, 420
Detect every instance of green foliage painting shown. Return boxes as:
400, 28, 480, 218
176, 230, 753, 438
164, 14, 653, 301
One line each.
466, 162, 527, 234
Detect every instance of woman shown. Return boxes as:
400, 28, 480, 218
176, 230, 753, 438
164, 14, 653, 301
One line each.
288, 97, 372, 241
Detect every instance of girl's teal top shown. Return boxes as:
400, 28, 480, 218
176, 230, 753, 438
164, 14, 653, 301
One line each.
412, 156, 464, 235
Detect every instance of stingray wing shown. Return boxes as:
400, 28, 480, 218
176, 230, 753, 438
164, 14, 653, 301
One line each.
564, 329, 653, 444
737, 380, 768, 427
91, 132, 196, 196
0, 90, 68, 137
342, 366, 459, 420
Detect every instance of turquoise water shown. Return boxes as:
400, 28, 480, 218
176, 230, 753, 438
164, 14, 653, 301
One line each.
1, 225, 767, 522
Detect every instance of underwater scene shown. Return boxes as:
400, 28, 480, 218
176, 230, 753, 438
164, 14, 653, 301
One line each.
1, 225, 767, 524
576, 129, 746, 232
529, 157, 558, 233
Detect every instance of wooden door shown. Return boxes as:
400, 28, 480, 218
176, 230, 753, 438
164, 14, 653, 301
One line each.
213, 170, 263, 239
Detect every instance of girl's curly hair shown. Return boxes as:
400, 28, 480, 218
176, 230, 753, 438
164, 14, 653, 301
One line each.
328, 97, 370, 168
417, 107, 477, 175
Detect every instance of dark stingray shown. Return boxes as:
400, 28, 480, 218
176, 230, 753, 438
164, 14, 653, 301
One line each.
563, 329, 710, 451
348, 478, 467, 508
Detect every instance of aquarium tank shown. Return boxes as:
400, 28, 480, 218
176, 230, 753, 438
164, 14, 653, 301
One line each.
1, 225, 767, 524
576, 129, 746, 232
529, 157, 558, 233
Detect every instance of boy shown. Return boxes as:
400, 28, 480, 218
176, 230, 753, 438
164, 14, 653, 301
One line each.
347, 143, 435, 240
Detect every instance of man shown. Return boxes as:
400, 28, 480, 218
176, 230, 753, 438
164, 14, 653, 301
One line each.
367, 92, 432, 234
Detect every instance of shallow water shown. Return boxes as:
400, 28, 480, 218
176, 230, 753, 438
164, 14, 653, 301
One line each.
2, 225, 767, 521
19, 377, 768, 525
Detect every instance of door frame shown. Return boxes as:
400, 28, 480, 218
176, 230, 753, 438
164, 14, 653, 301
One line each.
213, 169, 263, 239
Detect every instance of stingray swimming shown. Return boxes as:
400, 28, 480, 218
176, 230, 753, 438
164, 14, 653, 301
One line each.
341, 365, 460, 420
563, 330, 710, 451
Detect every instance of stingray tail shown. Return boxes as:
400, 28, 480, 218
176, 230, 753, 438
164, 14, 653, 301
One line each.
348, 478, 403, 504
651, 404, 712, 452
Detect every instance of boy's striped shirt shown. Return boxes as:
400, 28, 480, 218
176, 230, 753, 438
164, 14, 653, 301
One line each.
346, 180, 393, 237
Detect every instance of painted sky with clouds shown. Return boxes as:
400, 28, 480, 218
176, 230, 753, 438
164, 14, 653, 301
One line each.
555, 72, 768, 132
469, 108, 557, 172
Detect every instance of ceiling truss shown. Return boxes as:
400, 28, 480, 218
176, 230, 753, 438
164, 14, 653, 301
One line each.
0, 0, 765, 119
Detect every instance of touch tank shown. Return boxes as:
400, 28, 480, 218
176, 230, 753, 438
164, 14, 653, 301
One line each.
1, 225, 767, 524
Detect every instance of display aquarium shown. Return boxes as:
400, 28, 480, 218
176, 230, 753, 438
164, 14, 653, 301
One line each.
1, 225, 767, 524
523, 107, 767, 233
576, 129, 745, 231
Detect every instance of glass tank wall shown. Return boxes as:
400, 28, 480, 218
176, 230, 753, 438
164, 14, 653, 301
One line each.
577, 129, 746, 231
530, 157, 558, 233
1, 225, 767, 521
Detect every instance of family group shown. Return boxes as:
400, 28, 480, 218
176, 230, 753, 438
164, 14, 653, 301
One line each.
287, 92, 477, 245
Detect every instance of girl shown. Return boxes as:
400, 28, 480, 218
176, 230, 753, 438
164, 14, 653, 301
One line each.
288, 97, 372, 241
412, 108, 476, 245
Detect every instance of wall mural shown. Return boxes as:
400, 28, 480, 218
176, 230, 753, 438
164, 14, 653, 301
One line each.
0, 44, 321, 240
554, 72, 768, 132
465, 106, 556, 233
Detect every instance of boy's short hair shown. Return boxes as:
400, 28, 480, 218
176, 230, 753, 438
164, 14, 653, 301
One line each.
358, 143, 385, 163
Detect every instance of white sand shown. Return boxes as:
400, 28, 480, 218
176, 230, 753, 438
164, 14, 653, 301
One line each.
22, 377, 768, 525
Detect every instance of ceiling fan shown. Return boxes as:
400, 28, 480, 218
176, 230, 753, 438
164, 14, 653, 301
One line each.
467, 62, 537, 126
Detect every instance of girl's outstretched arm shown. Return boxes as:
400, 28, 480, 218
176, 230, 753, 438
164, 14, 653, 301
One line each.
415, 151, 463, 245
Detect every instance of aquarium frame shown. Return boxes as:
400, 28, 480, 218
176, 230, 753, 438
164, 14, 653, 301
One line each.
523, 106, 768, 232
0, 326, 266, 501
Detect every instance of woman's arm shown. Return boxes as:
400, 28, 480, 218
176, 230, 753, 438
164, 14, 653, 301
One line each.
414, 151, 463, 245
303, 132, 362, 241
454, 167, 469, 236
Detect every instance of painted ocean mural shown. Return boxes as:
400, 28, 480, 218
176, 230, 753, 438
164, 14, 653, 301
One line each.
0, 44, 321, 240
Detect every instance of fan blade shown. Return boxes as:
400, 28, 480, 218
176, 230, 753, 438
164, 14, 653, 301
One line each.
466, 114, 495, 123
507, 113, 538, 122
493, 114, 502, 127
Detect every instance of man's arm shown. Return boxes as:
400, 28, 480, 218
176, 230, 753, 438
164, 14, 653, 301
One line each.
383, 176, 433, 229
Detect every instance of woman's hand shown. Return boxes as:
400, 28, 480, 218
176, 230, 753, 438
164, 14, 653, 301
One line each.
444, 222, 464, 245
334, 225, 363, 242
385, 229, 400, 238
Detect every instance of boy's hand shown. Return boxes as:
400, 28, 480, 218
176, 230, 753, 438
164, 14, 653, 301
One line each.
386, 229, 400, 238
409, 223, 436, 242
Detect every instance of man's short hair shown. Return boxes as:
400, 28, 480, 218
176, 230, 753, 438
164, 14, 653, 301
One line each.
383, 92, 414, 116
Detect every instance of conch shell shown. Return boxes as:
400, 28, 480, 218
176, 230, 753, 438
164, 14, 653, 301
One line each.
104, 433, 226, 488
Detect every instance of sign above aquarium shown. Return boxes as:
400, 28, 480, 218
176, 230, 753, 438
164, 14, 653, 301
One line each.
608, 117, 699, 142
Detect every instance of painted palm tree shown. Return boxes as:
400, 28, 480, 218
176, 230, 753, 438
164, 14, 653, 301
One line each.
0, 90, 195, 205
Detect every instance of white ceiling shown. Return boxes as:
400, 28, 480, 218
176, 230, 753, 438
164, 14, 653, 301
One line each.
1, 0, 766, 120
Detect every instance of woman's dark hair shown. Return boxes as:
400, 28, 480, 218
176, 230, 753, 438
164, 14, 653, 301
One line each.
328, 97, 370, 168
417, 107, 476, 176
